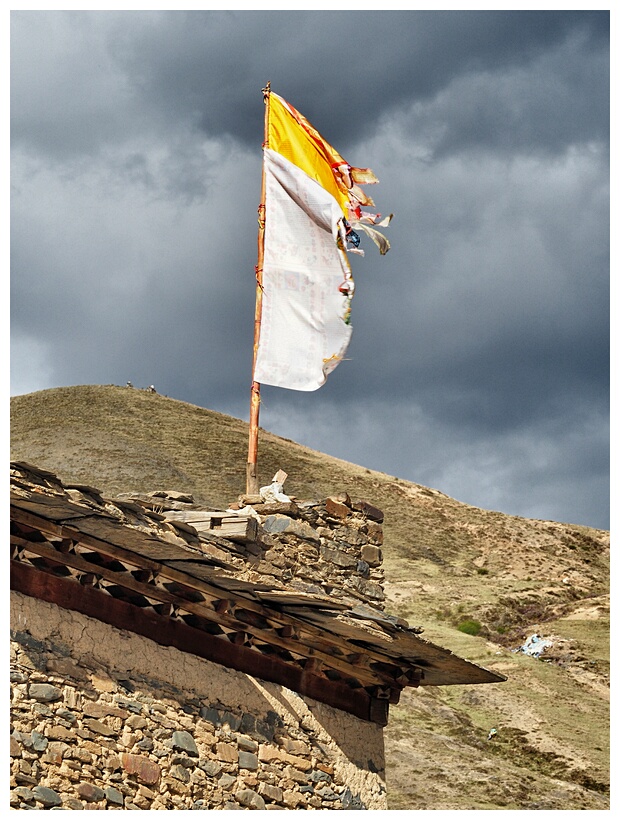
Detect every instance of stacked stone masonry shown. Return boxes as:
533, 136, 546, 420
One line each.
234, 493, 386, 609
10, 592, 386, 810
11, 465, 502, 810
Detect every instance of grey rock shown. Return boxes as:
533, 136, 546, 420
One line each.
29, 684, 62, 703
239, 713, 256, 735
32, 786, 62, 807
13, 787, 35, 802
169, 763, 191, 783
199, 759, 222, 777
32, 703, 54, 716
192, 799, 208, 809
341, 786, 365, 809
220, 711, 241, 731
262, 514, 320, 543
172, 730, 199, 755
315, 785, 338, 800
31, 731, 48, 751
356, 560, 370, 577
56, 708, 77, 724
63, 798, 85, 810
10, 669, 28, 683
237, 735, 258, 753
200, 706, 221, 725
171, 754, 195, 767
104, 787, 124, 806
235, 788, 266, 810
309, 769, 332, 783
238, 750, 259, 770
83, 718, 116, 736
332, 526, 368, 546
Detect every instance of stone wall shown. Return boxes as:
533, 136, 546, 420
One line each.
240, 494, 386, 609
10, 592, 387, 811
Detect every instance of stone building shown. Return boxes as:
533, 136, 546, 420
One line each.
10, 461, 504, 810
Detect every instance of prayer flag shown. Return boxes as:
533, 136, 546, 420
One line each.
253, 92, 390, 391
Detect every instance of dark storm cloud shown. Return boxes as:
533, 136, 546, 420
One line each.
12, 11, 608, 158
10, 9, 609, 530
119, 10, 608, 148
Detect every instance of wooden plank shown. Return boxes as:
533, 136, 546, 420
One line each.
256, 591, 350, 610
10, 493, 97, 522
10, 540, 395, 689
164, 511, 258, 543
10, 561, 378, 724
10, 508, 420, 685
11, 506, 505, 686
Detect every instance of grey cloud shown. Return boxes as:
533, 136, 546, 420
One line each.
10, 10, 609, 530
12, 11, 608, 160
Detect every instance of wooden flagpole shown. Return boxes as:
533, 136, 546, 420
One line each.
246, 82, 271, 495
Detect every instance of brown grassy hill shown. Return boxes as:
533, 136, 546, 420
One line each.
10, 384, 610, 809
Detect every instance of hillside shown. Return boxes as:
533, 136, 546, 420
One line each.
10, 384, 610, 809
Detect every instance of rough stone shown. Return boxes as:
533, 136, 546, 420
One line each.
216, 742, 238, 763
325, 498, 350, 519
315, 784, 339, 800
83, 718, 117, 737
262, 515, 320, 543
10, 734, 22, 757
83, 701, 128, 719
351, 500, 384, 522
341, 786, 365, 809
320, 544, 357, 568
104, 786, 124, 805
283, 789, 306, 808
46, 725, 75, 742
46, 657, 88, 680
172, 730, 199, 756
363, 522, 383, 545
218, 773, 237, 790
361, 545, 383, 566
120, 753, 161, 785
235, 788, 266, 810
62, 797, 85, 809
31, 731, 48, 752
278, 737, 311, 756
309, 769, 332, 783
13, 786, 35, 802
199, 759, 222, 777
259, 782, 284, 802
169, 764, 191, 783
238, 750, 259, 770
237, 735, 258, 753
284, 764, 310, 783
29, 684, 62, 703
42, 741, 69, 764
32, 785, 62, 807
77, 782, 106, 803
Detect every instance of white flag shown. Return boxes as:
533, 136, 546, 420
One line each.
253, 150, 352, 391
253, 93, 390, 392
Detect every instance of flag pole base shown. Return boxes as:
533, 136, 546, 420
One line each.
246, 463, 259, 496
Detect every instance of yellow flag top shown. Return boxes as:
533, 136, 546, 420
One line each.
268, 93, 379, 219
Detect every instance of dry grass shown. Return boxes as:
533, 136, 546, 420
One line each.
10, 384, 610, 810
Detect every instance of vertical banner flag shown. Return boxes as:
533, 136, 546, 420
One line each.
253, 92, 391, 392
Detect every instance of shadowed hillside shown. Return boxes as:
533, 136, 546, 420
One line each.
10, 385, 610, 809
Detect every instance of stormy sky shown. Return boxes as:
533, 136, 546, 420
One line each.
10, 9, 610, 530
